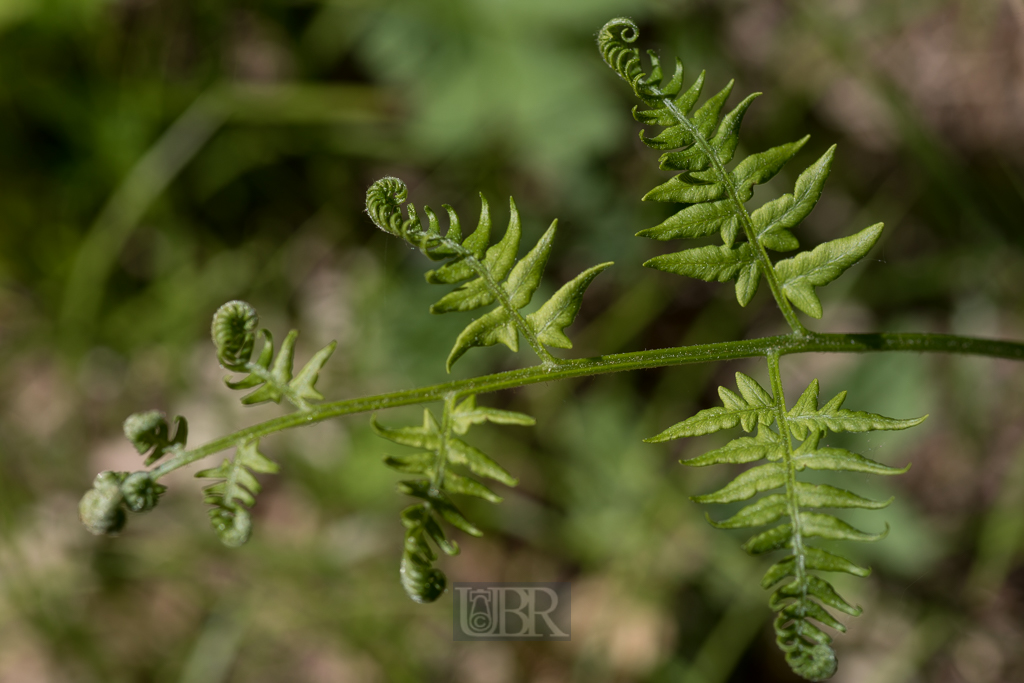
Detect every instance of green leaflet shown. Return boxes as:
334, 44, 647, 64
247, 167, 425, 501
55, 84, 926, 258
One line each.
195, 439, 279, 548
646, 372, 775, 442
775, 224, 884, 318
374, 394, 531, 603
644, 243, 755, 284
787, 379, 927, 437
750, 146, 835, 252
526, 263, 613, 349
213, 304, 337, 412
365, 177, 612, 371
449, 394, 536, 434
647, 368, 923, 681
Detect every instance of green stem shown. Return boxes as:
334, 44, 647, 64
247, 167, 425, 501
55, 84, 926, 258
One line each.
656, 92, 808, 335
150, 330, 1024, 479
432, 393, 457, 493
766, 352, 808, 608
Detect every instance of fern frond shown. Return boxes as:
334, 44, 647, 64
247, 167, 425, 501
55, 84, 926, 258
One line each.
598, 18, 881, 321
373, 394, 533, 602
195, 439, 279, 548
365, 177, 612, 371
650, 371, 925, 680
211, 301, 336, 411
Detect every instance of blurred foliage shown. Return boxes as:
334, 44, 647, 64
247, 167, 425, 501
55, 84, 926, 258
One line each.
1, 1, 1024, 682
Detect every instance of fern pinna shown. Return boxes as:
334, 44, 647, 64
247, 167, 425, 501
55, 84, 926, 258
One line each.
647, 370, 923, 679
599, 17, 924, 680
373, 395, 533, 602
365, 177, 612, 371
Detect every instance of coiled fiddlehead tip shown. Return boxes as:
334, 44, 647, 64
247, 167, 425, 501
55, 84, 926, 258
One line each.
123, 410, 168, 454
597, 18, 645, 88
785, 643, 837, 682
209, 507, 252, 548
401, 557, 447, 604
79, 471, 128, 535
121, 471, 166, 513
212, 300, 259, 372
366, 176, 409, 237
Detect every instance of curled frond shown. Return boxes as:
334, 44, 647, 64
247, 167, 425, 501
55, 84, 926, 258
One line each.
365, 176, 412, 238
598, 18, 683, 105
600, 18, 882, 320
375, 394, 532, 603
650, 372, 925, 680
79, 470, 167, 536
365, 177, 611, 371
123, 410, 188, 466
212, 300, 259, 371
211, 301, 337, 411
79, 471, 128, 535
195, 439, 279, 547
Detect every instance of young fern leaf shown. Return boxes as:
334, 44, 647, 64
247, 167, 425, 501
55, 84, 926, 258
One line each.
78, 411, 185, 536
365, 177, 612, 371
211, 301, 337, 411
373, 394, 533, 603
195, 439, 279, 548
598, 18, 881, 322
648, 370, 925, 681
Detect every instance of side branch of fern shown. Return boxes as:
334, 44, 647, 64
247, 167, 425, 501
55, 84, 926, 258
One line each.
145, 330, 1024, 481
365, 177, 612, 371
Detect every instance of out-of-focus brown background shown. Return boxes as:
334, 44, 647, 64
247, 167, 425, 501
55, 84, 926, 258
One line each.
1, 1, 1024, 681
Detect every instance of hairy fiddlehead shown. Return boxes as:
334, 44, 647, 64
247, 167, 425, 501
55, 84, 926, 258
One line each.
78, 411, 183, 534
599, 18, 880, 332
366, 177, 612, 371
373, 394, 533, 602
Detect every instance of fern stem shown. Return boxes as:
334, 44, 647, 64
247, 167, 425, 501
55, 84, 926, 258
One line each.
150, 330, 1024, 478
655, 94, 808, 335
766, 352, 810, 615
433, 393, 457, 493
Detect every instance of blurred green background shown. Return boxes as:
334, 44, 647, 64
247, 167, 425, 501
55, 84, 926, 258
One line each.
2, 0, 1024, 681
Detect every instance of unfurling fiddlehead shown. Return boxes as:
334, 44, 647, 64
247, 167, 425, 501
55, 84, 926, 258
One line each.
373, 394, 533, 602
366, 177, 612, 371
195, 439, 279, 547
211, 300, 336, 411
599, 18, 880, 332
78, 411, 182, 536
79, 302, 313, 545
648, 369, 924, 680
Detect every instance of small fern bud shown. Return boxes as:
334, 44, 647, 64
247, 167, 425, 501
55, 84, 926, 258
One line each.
212, 300, 259, 372
79, 471, 128, 535
365, 177, 409, 237
123, 411, 169, 454
400, 555, 447, 604
209, 507, 252, 548
121, 471, 166, 513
